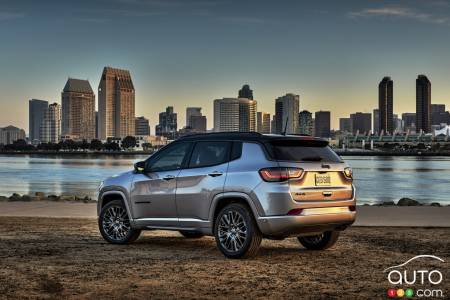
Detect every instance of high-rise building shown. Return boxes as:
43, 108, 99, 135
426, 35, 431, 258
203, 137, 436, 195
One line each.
238, 98, 257, 132
274, 93, 299, 134
271, 115, 276, 134
350, 112, 371, 134
299, 110, 314, 135
373, 109, 379, 134
402, 113, 416, 133
315, 111, 331, 138
416, 75, 431, 133
0, 126, 26, 145
257, 112, 271, 134
213, 98, 257, 132
238, 84, 253, 100
431, 104, 445, 114
190, 115, 207, 132
95, 112, 98, 139
186, 107, 202, 128
393, 114, 404, 133
378, 76, 393, 134
155, 106, 177, 139
98, 66, 135, 139
135, 116, 150, 136
339, 117, 352, 133
29, 99, 48, 143
214, 98, 239, 132
62, 78, 96, 141
40, 103, 61, 143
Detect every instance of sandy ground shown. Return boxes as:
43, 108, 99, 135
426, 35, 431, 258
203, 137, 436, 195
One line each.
0, 217, 449, 299
1, 201, 450, 227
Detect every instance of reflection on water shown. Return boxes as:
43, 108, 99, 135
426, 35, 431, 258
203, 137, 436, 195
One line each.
0, 154, 449, 205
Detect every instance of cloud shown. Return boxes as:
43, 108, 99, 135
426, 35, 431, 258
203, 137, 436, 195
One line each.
0, 12, 24, 21
348, 6, 449, 25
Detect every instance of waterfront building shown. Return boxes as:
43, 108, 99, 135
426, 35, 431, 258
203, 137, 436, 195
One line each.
186, 107, 202, 128
350, 112, 371, 134
40, 103, 61, 143
402, 113, 417, 133
238, 84, 253, 100
299, 110, 314, 135
257, 112, 271, 134
190, 115, 207, 132
214, 98, 257, 132
155, 106, 177, 139
62, 78, 96, 141
98, 66, 135, 139
29, 99, 48, 143
0, 126, 26, 145
339, 117, 352, 133
378, 77, 393, 134
274, 93, 299, 134
373, 109, 379, 134
238, 98, 257, 132
416, 75, 431, 133
135, 116, 150, 136
315, 111, 331, 138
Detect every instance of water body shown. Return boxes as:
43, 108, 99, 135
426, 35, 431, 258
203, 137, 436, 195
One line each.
0, 154, 449, 205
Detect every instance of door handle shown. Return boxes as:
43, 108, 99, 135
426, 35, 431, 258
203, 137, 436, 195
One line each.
208, 171, 223, 177
163, 175, 175, 181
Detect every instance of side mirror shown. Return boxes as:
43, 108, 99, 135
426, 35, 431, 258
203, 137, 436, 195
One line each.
134, 161, 146, 173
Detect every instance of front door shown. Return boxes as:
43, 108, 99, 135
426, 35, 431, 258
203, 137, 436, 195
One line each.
176, 141, 231, 224
131, 142, 193, 226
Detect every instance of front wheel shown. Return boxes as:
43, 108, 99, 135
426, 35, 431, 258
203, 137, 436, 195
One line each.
214, 203, 262, 259
98, 200, 141, 244
297, 231, 340, 250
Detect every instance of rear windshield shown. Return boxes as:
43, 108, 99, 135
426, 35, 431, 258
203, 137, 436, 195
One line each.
266, 140, 342, 163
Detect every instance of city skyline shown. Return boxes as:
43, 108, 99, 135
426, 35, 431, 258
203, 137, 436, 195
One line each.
1, 0, 450, 131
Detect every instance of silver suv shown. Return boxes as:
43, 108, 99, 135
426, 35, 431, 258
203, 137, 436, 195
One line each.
98, 132, 356, 258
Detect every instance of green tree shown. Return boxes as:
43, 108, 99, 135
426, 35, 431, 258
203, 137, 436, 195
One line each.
89, 139, 103, 151
121, 136, 137, 150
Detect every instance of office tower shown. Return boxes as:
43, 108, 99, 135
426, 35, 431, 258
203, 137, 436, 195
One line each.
416, 75, 431, 133
299, 110, 314, 135
213, 98, 257, 132
431, 104, 445, 114
373, 109, 379, 134
274, 93, 300, 134
257, 112, 271, 134
315, 111, 331, 138
61, 78, 96, 141
339, 118, 352, 133
271, 115, 276, 134
190, 115, 207, 132
40, 103, 61, 143
186, 107, 202, 128
98, 66, 135, 139
238, 84, 253, 100
95, 112, 98, 139
155, 106, 177, 139
29, 99, 48, 143
0, 126, 26, 145
238, 98, 257, 132
402, 113, 417, 133
378, 77, 393, 134
393, 114, 403, 133
350, 112, 371, 134
135, 116, 150, 136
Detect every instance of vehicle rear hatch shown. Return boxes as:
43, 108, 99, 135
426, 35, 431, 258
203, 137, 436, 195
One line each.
264, 138, 353, 202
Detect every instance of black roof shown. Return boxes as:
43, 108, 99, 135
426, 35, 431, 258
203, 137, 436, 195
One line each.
178, 132, 329, 144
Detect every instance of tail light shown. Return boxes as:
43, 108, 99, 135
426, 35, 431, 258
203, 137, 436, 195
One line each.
343, 167, 353, 180
259, 167, 304, 182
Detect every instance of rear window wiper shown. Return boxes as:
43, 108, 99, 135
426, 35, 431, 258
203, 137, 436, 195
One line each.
300, 156, 323, 162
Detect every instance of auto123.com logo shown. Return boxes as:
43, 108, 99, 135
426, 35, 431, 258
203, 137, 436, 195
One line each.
384, 255, 445, 298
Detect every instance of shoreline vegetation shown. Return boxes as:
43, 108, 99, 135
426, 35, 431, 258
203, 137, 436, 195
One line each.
0, 192, 446, 207
1, 149, 450, 156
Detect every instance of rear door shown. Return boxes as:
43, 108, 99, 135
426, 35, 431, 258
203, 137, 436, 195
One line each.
176, 141, 231, 222
268, 140, 353, 201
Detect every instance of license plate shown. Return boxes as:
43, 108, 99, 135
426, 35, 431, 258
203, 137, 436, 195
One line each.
315, 174, 331, 186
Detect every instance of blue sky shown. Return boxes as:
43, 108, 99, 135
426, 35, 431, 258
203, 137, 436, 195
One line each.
1, 0, 450, 131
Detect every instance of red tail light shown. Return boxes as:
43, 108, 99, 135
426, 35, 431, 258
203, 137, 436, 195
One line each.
349, 205, 356, 212
287, 208, 303, 215
259, 167, 304, 182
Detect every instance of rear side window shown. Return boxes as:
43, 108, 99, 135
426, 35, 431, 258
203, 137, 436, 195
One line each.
267, 140, 342, 163
189, 141, 231, 168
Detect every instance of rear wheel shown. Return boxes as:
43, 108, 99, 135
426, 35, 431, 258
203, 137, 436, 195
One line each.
297, 231, 339, 250
214, 203, 262, 259
98, 200, 141, 244
179, 230, 204, 238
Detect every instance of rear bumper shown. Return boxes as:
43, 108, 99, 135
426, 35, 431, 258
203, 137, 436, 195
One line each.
256, 210, 356, 237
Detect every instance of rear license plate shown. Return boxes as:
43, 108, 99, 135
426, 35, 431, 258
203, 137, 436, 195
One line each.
315, 174, 331, 186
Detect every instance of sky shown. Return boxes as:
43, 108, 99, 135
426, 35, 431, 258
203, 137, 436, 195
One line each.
1, 0, 450, 132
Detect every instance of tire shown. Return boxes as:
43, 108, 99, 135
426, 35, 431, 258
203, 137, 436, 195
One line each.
214, 203, 262, 259
298, 231, 340, 250
179, 230, 204, 238
98, 199, 141, 244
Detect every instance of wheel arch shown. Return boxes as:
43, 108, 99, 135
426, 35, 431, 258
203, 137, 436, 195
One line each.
98, 190, 133, 220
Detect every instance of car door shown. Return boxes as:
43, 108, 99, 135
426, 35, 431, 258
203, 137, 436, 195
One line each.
176, 141, 231, 225
130, 142, 193, 226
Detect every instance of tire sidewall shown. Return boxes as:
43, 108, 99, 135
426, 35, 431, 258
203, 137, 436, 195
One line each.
214, 203, 256, 258
98, 199, 138, 244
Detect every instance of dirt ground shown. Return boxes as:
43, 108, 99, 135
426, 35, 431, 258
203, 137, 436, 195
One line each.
0, 217, 448, 299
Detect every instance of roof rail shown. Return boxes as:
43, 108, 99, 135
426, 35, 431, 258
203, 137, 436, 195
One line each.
178, 131, 262, 139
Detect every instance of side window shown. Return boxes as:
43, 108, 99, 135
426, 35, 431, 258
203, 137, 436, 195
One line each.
147, 142, 192, 172
189, 141, 231, 168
